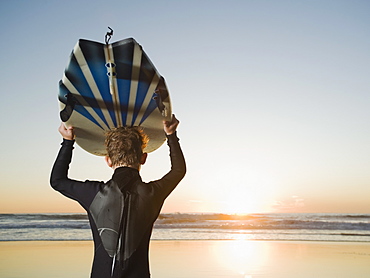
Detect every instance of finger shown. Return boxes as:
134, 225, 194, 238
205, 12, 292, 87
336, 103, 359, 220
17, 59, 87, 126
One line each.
59, 122, 66, 132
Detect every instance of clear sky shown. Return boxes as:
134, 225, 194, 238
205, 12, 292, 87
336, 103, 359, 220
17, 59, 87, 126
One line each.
0, 0, 369, 214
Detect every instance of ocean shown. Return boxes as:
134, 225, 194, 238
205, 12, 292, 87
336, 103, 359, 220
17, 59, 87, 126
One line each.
1, 213, 370, 242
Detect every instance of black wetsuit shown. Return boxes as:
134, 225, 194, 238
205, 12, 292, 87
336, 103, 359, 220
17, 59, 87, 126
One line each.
50, 133, 186, 278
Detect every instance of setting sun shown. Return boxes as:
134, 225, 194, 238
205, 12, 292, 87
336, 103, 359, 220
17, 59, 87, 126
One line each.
219, 176, 278, 214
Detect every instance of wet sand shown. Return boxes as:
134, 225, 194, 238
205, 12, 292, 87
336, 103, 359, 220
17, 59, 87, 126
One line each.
1, 240, 370, 277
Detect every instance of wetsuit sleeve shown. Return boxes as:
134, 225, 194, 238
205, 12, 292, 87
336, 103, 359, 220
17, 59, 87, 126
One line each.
151, 132, 186, 200
50, 139, 103, 210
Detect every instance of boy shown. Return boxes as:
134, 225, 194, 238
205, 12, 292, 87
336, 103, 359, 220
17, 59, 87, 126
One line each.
50, 115, 186, 277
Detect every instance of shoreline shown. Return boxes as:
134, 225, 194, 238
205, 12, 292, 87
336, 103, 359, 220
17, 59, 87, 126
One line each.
2, 238, 370, 242
1, 240, 370, 277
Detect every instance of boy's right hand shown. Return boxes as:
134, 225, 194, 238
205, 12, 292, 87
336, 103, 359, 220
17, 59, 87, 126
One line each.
163, 114, 179, 135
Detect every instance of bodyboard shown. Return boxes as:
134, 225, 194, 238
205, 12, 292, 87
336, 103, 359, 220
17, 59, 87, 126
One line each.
58, 38, 171, 156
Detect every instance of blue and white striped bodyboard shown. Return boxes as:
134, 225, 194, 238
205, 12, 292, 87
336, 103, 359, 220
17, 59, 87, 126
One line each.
58, 38, 171, 155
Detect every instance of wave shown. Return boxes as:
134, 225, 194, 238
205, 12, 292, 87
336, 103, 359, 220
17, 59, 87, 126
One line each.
1, 213, 370, 242
1, 213, 370, 231
0, 213, 88, 220
1, 223, 90, 230
155, 213, 370, 231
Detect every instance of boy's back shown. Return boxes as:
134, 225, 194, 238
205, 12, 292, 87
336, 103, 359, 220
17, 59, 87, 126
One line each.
50, 116, 186, 277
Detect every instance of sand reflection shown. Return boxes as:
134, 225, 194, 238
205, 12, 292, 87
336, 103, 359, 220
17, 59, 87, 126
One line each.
3, 241, 370, 278
212, 240, 269, 277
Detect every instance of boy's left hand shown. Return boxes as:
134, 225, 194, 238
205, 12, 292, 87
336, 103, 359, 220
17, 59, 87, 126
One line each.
59, 123, 75, 140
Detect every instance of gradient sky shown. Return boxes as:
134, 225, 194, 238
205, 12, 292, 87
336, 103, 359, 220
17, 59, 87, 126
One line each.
0, 0, 369, 214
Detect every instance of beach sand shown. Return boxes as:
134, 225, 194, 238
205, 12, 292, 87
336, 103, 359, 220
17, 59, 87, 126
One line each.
1, 240, 370, 277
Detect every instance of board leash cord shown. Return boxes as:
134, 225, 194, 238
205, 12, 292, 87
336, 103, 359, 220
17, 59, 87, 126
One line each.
105, 27, 114, 44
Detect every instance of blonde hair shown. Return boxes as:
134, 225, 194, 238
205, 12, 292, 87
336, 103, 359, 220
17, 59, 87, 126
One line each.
105, 126, 149, 168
